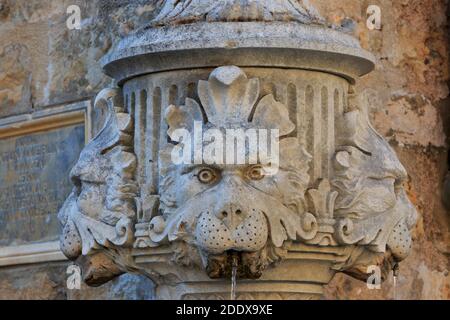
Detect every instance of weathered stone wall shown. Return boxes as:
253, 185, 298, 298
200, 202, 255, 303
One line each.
0, 0, 448, 299
314, 0, 450, 300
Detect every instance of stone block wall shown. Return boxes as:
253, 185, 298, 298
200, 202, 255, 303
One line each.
0, 0, 448, 299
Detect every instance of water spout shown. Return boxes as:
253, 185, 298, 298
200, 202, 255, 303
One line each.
392, 263, 399, 300
230, 253, 238, 300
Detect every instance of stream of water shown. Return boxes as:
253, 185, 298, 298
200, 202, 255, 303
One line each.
393, 275, 397, 300
392, 263, 399, 300
230, 254, 238, 300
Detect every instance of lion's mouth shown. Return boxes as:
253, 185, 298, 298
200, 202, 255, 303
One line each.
205, 250, 265, 279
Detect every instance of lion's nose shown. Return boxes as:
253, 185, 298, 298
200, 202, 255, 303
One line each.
215, 204, 246, 230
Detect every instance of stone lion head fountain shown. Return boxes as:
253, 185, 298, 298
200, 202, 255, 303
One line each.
58, 0, 417, 299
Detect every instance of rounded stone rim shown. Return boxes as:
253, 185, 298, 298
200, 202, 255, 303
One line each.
101, 22, 375, 84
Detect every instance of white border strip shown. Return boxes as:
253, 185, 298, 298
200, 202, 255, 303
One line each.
0, 241, 67, 267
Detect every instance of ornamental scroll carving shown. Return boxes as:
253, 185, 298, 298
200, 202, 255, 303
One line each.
58, 66, 417, 287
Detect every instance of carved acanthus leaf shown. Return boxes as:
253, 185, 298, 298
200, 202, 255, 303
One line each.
152, 66, 314, 271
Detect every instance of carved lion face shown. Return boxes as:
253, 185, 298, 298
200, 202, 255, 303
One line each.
164, 162, 300, 275
148, 66, 312, 278
169, 164, 271, 253
154, 157, 313, 278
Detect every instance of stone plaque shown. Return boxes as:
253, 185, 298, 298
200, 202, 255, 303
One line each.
0, 122, 85, 247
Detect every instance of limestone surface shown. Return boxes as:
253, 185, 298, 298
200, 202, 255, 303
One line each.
0, 0, 448, 300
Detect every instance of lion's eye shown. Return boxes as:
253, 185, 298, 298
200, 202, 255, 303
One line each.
197, 168, 217, 184
246, 165, 265, 181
